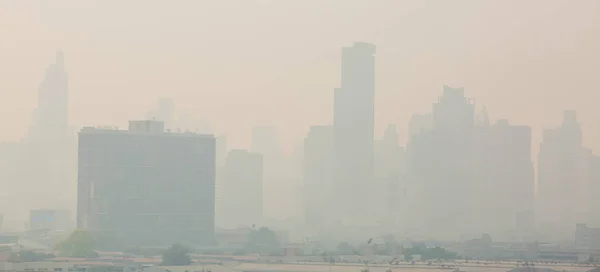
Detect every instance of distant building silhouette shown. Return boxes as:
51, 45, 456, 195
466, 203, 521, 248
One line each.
214, 135, 228, 228
472, 119, 535, 238
220, 149, 263, 228
406, 86, 475, 238
77, 120, 216, 246
303, 125, 333, 229
537, 110, 592, 237
374, 124, 405, 229
408, 113, 432, 141
14, 50, 76, 218
145, 98, 175, 131
28, 50, 69, 141
407, 87, 537, 239
251, 126, 291, 219
575, 223, 600, 251
216, 135, 228, 168
590, 155, 600, 226
333, 42, 376, 223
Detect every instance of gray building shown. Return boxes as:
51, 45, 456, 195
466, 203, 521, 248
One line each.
575, 223, 600, 251
29, 50, 69, 140
472, 119, 535, 238
77, 120, 216, 246
303, 125, 333, 229
333, 42, 376, 223
220, 149, 263, 228
590, 156, 600, 225
406, 86, 475, 238
537, 111, 592, 237
374, 124, 405, 229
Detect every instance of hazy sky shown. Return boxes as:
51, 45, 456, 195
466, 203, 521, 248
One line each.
1, 0, 599, 153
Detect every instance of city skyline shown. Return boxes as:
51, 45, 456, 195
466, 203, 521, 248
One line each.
1, 0, 600, 246
2, 1, 600, 155
1, 42, 599, 240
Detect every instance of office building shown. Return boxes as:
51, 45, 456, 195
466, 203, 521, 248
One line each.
220, 149, 263, 228
19, 50, 76, 216
575, 224, 600, 251
406, 86, 475, 238
590, 156, 600, 225
472, 119, 535, 237
77, 120, 216, 246
145, 98, 175, 131
28, 50, 69, 140
408, 113, 432, 141
537, 111, 592, 237
333, 42, 376, 223
303, 125, 333, 228
374, 125, 405, 228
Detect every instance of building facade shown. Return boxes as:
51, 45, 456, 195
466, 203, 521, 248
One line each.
537, 111, 591, 238
333, 42, 376, 223
406, 86, 475, 238
220, 149, 263, 228
303, 125, 334, 229
472, 119, 535, 238
77, 120, 216, 246
575, 223, 600, 251
374, 125, 405, 229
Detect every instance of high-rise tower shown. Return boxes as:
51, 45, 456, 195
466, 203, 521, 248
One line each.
29, 50, 69, 140
333, 42, 376, 223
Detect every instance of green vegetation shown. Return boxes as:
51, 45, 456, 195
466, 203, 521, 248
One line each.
56, 229, 99, 258
245, 227, 280, 254
161, 244, 192, 266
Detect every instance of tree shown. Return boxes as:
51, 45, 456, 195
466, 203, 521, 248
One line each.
56, 230, 98, 258
245, 227, 280, 253
161, 244, 192, 266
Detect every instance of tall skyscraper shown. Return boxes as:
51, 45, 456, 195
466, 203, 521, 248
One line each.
19, 50, 75, 217
333, 42, 376, 223
213, 135, 228, 228
408, 113, 433, 141
374, 125, 405, 229
216, 135, 228, 168
589, 156, 600, 226
472, 119, 535, 238
145, 98, 175, 131
251, 126, 289, 218
220, 149, 263, 228
29, 50, 69, 140
77, 120, 216, 246
537, 110, 592, 238
406, 86, 475, 238
303, 125, 334, 229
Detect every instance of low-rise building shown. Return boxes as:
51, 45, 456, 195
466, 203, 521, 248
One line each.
0, 261, 138, 272
575, 223, 600, 250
